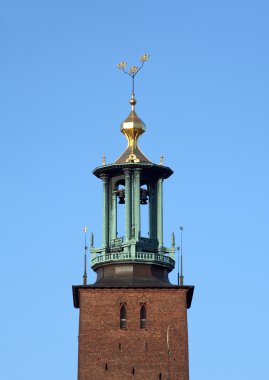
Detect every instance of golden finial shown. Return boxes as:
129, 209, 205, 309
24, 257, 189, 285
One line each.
129, 95, 137, 111
116, 54, 150, 163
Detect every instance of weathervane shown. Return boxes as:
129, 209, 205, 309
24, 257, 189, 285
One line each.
117, 54, 150, 98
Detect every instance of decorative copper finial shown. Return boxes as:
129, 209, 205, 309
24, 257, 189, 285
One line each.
117, 54, 150, 108
83, 227, 88, 286
179, 226, 184, 285
171, 232, 175, 247
90, 232, 94, 247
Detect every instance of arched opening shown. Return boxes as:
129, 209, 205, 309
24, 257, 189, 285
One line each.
120, 304, 126, 329
140, 304, 147, 329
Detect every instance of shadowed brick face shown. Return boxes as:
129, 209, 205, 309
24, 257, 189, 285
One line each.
77, 288, 190, 380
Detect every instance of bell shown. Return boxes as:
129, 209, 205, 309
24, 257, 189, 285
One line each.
117, 189, 125, 204
140, 189, 148, 205
118, 195, 125, 204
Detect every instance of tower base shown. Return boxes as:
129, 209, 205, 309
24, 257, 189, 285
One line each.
73, 286, 194, 380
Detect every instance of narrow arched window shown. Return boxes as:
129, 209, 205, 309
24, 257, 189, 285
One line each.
140, 304, 147, 329
120, 304, 126, 329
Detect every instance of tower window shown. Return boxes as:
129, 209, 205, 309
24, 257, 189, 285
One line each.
159, 373, 162, 380
120, 304, 127, 329
140, 304, 147, 329
132, 367, 135, 375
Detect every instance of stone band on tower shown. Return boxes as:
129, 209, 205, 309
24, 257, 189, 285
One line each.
73, 56, 194, 380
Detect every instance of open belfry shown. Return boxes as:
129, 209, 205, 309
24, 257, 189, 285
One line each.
72, 55, 194, 380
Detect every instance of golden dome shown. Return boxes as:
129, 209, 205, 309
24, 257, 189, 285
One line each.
118, 95, 148, 163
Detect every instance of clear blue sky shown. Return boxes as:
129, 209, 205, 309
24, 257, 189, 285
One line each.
1, 1, 268, 379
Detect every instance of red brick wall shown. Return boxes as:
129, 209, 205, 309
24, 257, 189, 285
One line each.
77, 288, 190, 380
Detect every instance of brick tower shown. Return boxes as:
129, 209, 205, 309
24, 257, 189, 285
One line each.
72, 57, 194, 380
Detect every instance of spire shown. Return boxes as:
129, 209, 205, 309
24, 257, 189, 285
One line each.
115, 55, 150, 164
